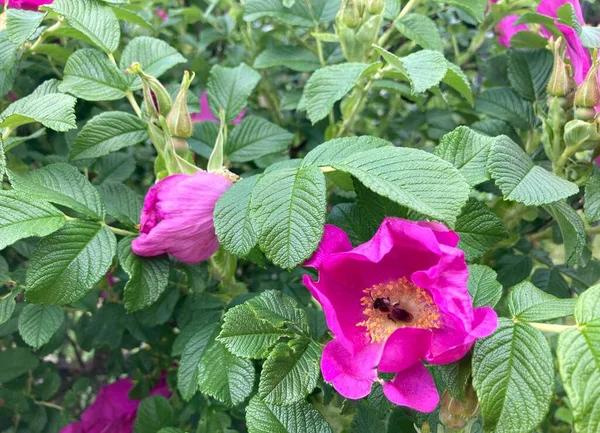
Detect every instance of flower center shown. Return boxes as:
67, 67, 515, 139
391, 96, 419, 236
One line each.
356, 277, 441, 343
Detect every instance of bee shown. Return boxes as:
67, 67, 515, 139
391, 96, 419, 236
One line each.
370, 294, 414, 324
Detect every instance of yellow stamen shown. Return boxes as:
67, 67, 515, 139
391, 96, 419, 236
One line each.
356, 277, 440, 342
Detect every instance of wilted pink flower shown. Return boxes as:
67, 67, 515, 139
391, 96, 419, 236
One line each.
303, 218, 498, 411
60, 377, 170, 433
156, 8, 168, 21
132, 171, 232, 264
537, 0, 591, 84
191, 91, 246, 125
496, 15, 528, 47
7, 0, 52, 10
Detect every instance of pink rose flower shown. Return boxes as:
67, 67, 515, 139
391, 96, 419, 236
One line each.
191, 91, 246, 125
303, 218, 498, 412
156, 8, 168, 21
60, 377, 170, 433
132, 171, 232, 264
537, 0, 591, 84
7, 0, 52, 10
495, 15, 528, 47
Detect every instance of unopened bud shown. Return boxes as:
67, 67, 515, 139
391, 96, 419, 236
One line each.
574, 58, 600, 108
547, 38, 574, 97
575, 107, 597, 121
340, 0, 360, 28
367, 0, 384, 14
439, 386, 480, 430
127, 62, 172, 118
166, 70, 195, 138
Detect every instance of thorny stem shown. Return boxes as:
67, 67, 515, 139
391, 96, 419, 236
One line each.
457, 20, 495, 66
377, 0, 422, 47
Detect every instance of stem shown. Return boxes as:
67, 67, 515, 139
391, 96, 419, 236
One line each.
28, 19, 63, 53
107, 225, 137, 237
1, 126, 14, 142
34, 401, 64, 411
314, 25, 336, 128
457, 20, 495, 66
320, 166, 335, 173
125, 92, 143, 118
336, 77, 376, 137
528, 322, 575, 333
377, 0, 422, 47
106, 53, 143, 118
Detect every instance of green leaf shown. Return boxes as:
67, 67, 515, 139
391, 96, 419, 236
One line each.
177, 320, 219, 401
190, 122, 220, 158
443, 61, 474, 105
246, 396, 333, 433
18, 304, 64, 349
303, 136, 391, 167
250, 165, 326, 269
507, 49, 553, 101
198, 341, 255, 407
0, 191, 65, 250
118, 237, 170, 312
111, 5, 153, 30
60, 49, 130, 101
11, 163, 106, 220
0, 32, 18, 74
507, 281, 575, 321
133, 396, 174, 433
70, 111, 148, 160
298, 63, 371, 124
254, 46, 321, 72
96, 182, 142, 229
395, 14, 443, 51
475, 88, 535, 130
120, 36, 186, 90
558, 284, 600, 433
545, 200, 587, 267
435, 126, 494, 187
467, 264, 503, 308
48, 0, 120, 53
218, 303, 295, 359
0, 83, 77, 132
440, 0, 486, 22
584, 172, 600, 223
6, 9, 46, 46
214, 175, 259, 257
473, 319, 554, 433
329, 146, 470, 225
0, 347, 39, 383
244, 0, 340, 27
455, 198, 508, 261
92, 153, 136, 184
438, 357, 472, 401
374, 46, 448, 94
531, 267, 571, 298
227, 116, 294, 162
0, 298, 16, 326
488, 136, 579, 205
207, 63, 261, 123
246, 290, 309, 332
259, 338, 321, 404
25, 220, 117, 305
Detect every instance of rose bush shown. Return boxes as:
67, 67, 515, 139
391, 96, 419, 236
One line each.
1, 0, 599, 432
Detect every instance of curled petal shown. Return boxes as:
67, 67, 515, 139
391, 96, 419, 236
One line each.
378, 328, 432, 373
383, 363, 439, 412
321, 339, 383, 399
